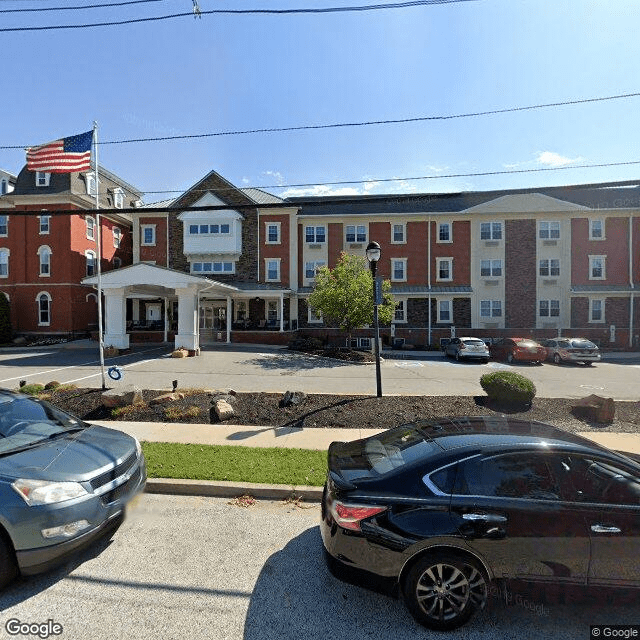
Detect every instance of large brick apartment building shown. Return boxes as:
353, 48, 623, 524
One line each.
1, 165, 639, 350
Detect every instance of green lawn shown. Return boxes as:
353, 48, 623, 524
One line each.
141, 442, 328, 486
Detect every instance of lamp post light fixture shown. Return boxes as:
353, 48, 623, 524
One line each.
366, 241, 383, 398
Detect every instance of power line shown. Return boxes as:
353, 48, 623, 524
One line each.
0, 0, 477, 31
2, 91, 638, 150
0, 0, 166, 13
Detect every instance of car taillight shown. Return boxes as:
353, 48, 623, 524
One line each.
459, 343, 466, 350
330, 500, 387, 531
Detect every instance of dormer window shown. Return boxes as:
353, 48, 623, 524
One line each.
113, 188, 124, 209
36, 172, 50, 187
86, 172, 97, 196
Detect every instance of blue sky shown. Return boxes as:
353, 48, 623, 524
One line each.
2, 0, 640, 201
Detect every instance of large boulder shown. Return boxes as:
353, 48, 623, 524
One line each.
150, 392, 185, 406
102, 385, 143, 409
280, 391, 306, 407
571, 394, 615, 424
214, 399, 235, 421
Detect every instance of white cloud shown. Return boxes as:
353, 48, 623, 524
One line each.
262, 170, 285, 185
241, 177, 250, 184
279, 184, 361, 198
536, 151, 584, 167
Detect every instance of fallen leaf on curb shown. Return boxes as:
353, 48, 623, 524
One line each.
228, 494, 257, 508
281, 494, 315, 509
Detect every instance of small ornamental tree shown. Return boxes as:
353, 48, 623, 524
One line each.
0, 292, 12, 344
307, 252, 394, 345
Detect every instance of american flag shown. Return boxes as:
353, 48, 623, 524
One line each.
26, 130, 93, 173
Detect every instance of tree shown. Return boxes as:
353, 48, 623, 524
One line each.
0, 292, 12, 344
307, 252, 394, 345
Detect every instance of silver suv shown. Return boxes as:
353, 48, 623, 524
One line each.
543, 337, 601, 365
444, 337, 490, 363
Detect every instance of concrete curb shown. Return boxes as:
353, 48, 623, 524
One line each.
145, 478, 323, 502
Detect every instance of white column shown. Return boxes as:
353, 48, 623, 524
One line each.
103, 289, 129, 349
132, 299, 140, 322
226, 296, 232, 343
163, 297, 168, 343
175, 287, 199, 350
279, 293, 284, 331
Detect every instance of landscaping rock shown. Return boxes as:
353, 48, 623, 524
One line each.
102, 385, 144, 409
571, 394, 615, 424
280, 391, 307, 407
171, 348, 189, 358
12, 336, 27, 345
150, 392, 185, 406
214, 399, 235, 421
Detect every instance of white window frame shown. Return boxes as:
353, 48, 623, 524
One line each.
266, 300, 279, 321
539, 221, 561, 240
438, 299, 452, 323
113, 187, 124, 209
308, 304, 323, 324
85, 250, 96, 277
0, 249, 9, 278
39, 214, 50, 235
589, 219, 605, 240
36, 291, 51, 326
36, 172, 51, 187
191, 261, 235, 274
0, 215, 7, 237
188, 223, 231, 236
589, 255, 606, 280
235, 300, 248, 321
539, 258, 560, 277
265, 222, 281, 245
480, 221, 502, 240
113, 227, 121, 248
480, 299, 502, 318
480, 259, 502, 277
436, 257, 453, 282
391, 258, 407, 282
539, 299, 560, 317
86, 172, 97, 196
305, 225, 326, 244
265, 258, 281, 282
589, 298, 605, 323
305, 260, 325, 282
437, 222, 452, 243
141, 224, 156, 246
345, 224, 367, 244
391, 223, 406, 244
38, 245, 52, 277
86, 216, 95, 241
393, 299, 407, 323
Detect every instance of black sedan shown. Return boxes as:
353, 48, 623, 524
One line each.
321, 417, 640, 631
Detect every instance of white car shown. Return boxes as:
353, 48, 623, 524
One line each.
543, 337, 601, 365
444, 337, 490, 363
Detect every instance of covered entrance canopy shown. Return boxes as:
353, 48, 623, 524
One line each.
82, 263, 236, 350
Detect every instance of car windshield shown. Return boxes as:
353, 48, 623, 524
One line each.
0, 395, 86, 455
570, 339, 597, 349
462, 339, 484, 345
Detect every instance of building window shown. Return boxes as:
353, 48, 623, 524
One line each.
438, 222, 452, 243
0, 249, 9, 277
86, 172, 97, 196
38, 246, 51, 276
36, 172, 51, 187
188, 223, 231, 235
113, 188, 124, 209
305, 261, 325, 280
392, 223, 405, 243
113, 227, 122, 248
345, 224, 367, 243
589, 255, 606, 280
1, 180, 6, 195
394, 299, 406, 323
0, 216, 7, 237
480, 300, 502, 318
235, 300, 247, 320
590, 299, 604, 322
37, 292, 51, 326
480, 259, 502, 277
141, 225, 156, 246
539, 299, 560, 317
85, 250, 96, 276
265, 222, 281, 244
590, 219, 604, 240
480, 222, 502, 240
39, 214, 49, 234
391, 258, 407, 282
539, 259, 560, 277
308, 304, 323, 324
265, 259, 280, 282
437, 258, 453, 281
267, 300, 279, 321
113, 257, 122, 268
438, 300, 451, 323
86, 216, 95, 240
539, 221, 560, 239
305, 226, 326, 244
191, 261, 235, 274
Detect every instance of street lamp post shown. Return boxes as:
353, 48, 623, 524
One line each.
366, 241, 383, 398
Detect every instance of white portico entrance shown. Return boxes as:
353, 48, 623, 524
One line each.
82, 263, 237, 351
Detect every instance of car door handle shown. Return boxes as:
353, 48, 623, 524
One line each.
591, 524, 621, 534
462, 513, 507, 523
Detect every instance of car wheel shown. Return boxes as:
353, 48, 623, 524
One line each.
0, 534, 17, 590
455, 351, 461, 362
483, 359, 489, 364
402, 553, 488, 631
507, 352, 514, 364
553, 353, 561, 365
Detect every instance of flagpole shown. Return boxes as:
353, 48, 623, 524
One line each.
93, 122, 106, 389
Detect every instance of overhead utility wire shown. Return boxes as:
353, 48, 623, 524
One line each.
0, 0, 166, 13
2, 91, 638, 150
0, 0, 477, 31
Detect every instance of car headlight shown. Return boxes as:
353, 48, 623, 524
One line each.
12, 479, 89, 506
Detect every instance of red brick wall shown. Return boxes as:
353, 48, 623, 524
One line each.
327, 222, 343, 268
430, 220, 470, 285
262, 214, 290, 286
140, 216, 168, 266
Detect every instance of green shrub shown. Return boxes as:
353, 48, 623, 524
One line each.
480, 371, 536, 404
18, 383, 45, 396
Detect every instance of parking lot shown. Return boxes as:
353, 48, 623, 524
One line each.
0, 343, 638, 400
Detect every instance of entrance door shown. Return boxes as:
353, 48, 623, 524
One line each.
200, 303, 227, 341
146, 304, 162, 328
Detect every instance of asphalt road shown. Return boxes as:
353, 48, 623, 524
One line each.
0, 494, 637, 640
0, 343, 639, 400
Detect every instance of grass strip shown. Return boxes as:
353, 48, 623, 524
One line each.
141, 441, 327, 486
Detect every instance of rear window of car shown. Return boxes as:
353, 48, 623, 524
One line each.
364, 428, 439, 476
517, 340, 539, 347
570, 339, 597, 349
462, 339, 485, 346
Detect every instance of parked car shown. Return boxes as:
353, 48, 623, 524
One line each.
489, 337, 546, 364
444, 337, 490, 362
321, 417, 640, 631
543, 337, 601, 366
0, 389, 146, 589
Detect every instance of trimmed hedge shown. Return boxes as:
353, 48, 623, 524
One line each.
480, 371, 536, 404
